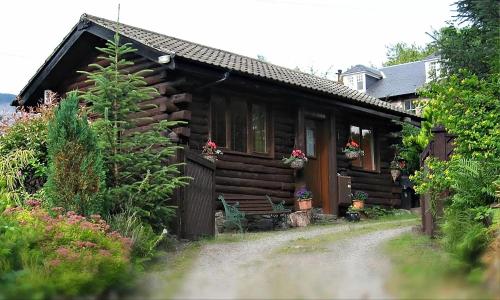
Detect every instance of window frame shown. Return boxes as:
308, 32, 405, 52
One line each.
348, 123, 379, 173
209, 94, 273, 158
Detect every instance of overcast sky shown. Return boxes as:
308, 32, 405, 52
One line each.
0, 0, 455, 95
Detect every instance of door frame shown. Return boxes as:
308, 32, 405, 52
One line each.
296, 107, 338, 215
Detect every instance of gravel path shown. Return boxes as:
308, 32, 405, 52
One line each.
174, 221, 413, 299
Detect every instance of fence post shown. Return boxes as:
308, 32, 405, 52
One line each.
420, 125, 454, 236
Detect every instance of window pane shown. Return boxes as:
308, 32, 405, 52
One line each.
230, 100, 247, 152
362, 129, 375, 171
211, 96, 226, 148
350, 125, 361, 167
306, 126, 316, 157
252, 104, 267, 153
356, 74, 364, 90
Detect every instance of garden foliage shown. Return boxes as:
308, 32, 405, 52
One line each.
0, 201, 131, 300
45, 92, 105, 215
410, 0, 500, 271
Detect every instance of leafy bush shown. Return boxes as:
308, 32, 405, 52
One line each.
0, 103, 55, 193
0, 202, 131, 299
45, 92, 105, 216
109, 207, 165, 259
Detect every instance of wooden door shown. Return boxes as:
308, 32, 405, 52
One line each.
303, 119, 329, 210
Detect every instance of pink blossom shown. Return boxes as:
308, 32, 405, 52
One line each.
48, 259, 61, 267
25, 199, 41, 207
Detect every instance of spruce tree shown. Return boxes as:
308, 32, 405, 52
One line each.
45, 91, 105, 215
80, 33, 187, 231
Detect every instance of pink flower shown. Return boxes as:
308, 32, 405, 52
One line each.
99, 249, 111, 257
25, 199, 41, 207
56, 247, 71, 257
48, 259, 61, 267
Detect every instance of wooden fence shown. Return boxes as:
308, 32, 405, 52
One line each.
419, 126, 455, 236
176, 149, 215, 239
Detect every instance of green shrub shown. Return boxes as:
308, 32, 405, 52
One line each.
442, 208, 491, 267
0, 203, 131, 300
45, 92, 105, 216
0, 103, 55, 194
80, 33, 188, 231
109, 207, 165, 259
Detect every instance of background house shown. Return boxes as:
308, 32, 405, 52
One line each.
340, 55, 441, 114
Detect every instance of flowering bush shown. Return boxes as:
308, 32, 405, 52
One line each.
202, 140, 223, 157
282, 149, 307, 165
343, 140, 364, 156
295, 187, 312, 200
0, 201, 131, 299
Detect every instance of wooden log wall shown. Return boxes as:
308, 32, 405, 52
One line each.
336, 113, 402, 207
55, 53, 192, 141
188, 92, 295, 206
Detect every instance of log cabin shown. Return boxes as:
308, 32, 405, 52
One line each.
15, 14, 421, 237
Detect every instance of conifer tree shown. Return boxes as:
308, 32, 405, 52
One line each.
80, 33, 187, 230
45, 92, 105, 215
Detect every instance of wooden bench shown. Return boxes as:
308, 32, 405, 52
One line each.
218, 195, 291, 232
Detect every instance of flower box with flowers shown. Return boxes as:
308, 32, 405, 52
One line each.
282, 149, 308, 169
202, 140, 223, 162
343, 140, 364, 160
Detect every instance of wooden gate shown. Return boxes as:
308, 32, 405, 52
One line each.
179, 149, 215, 239
419, 126, 455, 236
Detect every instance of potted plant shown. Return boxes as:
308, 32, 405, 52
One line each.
343, 139, 364, 160
351, 191, 368, 209
282, 149, 308, 169
295, 187, 313, 210
202, 139, 223, 163
345, 205, 361, 222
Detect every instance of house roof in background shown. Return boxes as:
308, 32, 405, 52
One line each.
368, 60, 428, 99
81, 14, 415, 117
343, 55, 440, 99
343, 65, 383, 78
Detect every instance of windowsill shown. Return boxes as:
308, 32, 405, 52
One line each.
220, 148, 274, 159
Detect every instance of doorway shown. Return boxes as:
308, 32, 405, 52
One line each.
303, 118, 331, 212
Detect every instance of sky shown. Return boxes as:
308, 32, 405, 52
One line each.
0, 0, 455, 95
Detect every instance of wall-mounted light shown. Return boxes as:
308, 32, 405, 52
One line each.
158, 55, 171, 64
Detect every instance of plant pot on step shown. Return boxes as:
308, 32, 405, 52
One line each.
295, 198, 312, 211
352, 200, 364, 209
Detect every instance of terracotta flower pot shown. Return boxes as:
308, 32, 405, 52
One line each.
352, 200, 364, 209
295, 198, 312, 211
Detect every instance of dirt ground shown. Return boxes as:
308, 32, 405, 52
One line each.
171, 220, 414, 299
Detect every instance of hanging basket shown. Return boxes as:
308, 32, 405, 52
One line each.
391, 168, 401, 182
290, 159, 305, 169
345, 151, 361, 160
203, 154, 216, 163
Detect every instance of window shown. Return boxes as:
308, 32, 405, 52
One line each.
252, 104, 267, 153
211, 95, 270, 155
230, 100, 248, 152
346, 75, 355, 90
356, 74, 364, 91
426, 61, 441, 82
404, 99, 416, 113
349, 125, 376, 171
305, 120, 316, 157
211, 96, 226, 148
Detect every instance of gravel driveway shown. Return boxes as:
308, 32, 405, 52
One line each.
173, 220, 413, 299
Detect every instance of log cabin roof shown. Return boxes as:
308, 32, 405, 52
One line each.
17, 14, 418, 120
